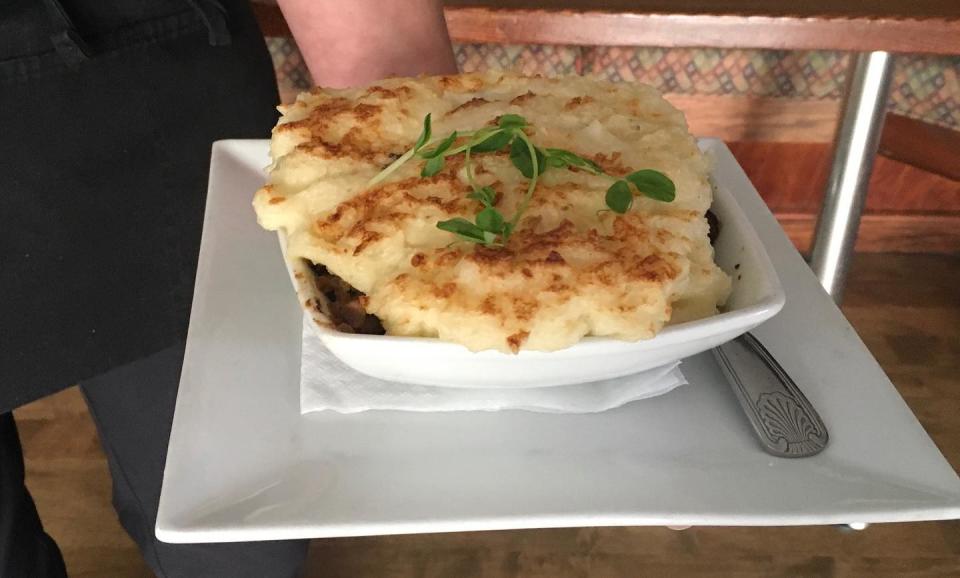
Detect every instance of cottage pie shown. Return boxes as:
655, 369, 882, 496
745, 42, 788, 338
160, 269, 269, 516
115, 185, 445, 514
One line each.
253, 72, 730, 353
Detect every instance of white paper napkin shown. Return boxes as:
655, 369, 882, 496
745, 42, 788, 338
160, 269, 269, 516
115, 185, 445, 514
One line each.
300, 318, 687, 414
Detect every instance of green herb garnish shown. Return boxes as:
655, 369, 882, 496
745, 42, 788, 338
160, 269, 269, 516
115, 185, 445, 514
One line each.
419, 130, 458, 160
509, 137, 547, 179
543, 148, 604, 174
470, 130, 512, 153
467, 185, 497, 207
366, 113, 676, 246
624, 169, 677, 203
604, 180, 633, 214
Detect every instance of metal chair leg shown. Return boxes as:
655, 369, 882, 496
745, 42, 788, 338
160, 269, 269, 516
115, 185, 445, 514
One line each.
809, 51, 894, 303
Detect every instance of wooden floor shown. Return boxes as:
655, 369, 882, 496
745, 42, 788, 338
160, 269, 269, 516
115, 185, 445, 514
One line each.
15, 253, 960, 578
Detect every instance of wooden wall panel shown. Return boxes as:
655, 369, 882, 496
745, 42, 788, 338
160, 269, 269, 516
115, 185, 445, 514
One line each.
730, 142, 960, 254
727, 142, 960, 214
253, 1, 960, 54
776, 213, 960, 255
668, 96, 840, 143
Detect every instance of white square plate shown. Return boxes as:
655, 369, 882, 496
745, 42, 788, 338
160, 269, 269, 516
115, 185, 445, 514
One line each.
156, 140, 960, 543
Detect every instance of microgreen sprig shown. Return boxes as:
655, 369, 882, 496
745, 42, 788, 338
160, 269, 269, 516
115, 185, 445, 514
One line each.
367, 113, 434, 188
366, 112, 676, 247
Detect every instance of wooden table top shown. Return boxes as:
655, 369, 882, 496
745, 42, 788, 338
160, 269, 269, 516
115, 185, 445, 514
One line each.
254, 0, 960, 54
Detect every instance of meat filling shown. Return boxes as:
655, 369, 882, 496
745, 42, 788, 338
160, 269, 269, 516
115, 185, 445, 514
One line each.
706, 210, 720, 246
309, 262, 386, 335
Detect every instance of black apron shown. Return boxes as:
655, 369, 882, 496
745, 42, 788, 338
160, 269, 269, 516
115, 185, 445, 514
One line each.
0, 0, 280, 412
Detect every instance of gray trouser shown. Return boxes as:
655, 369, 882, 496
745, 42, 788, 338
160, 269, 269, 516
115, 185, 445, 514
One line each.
1, 345, 309, 578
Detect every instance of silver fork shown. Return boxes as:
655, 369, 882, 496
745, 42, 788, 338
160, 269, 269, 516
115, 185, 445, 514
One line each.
713, 333, 829, 458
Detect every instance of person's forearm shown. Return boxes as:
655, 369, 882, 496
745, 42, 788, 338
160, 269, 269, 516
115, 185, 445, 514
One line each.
275, 0, 458, 88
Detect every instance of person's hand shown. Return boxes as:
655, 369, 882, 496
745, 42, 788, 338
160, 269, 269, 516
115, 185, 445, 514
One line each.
276, 0, 457, 88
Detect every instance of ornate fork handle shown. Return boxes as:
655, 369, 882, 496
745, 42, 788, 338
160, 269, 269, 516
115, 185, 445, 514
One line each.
713, 333, 829, 458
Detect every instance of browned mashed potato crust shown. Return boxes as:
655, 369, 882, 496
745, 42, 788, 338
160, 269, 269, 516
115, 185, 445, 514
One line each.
254, 72, 730, 353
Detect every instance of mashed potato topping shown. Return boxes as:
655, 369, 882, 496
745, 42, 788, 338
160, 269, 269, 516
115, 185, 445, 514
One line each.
254, 72, 730, 353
